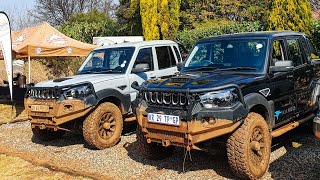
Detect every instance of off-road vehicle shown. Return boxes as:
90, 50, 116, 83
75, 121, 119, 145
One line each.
133, 32, 320, 179
25, 40, 182, 149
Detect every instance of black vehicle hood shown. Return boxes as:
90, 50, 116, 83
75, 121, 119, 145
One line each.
144, 72, 263, 90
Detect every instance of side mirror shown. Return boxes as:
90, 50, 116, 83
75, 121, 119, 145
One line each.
131, 81, 140, 90
177, 62, 183, 71
132, 63, 150, 73
270, 60, 294, 73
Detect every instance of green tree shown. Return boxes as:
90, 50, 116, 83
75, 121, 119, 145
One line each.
158, 0, 181, 40
179, 0, 270, 30
140, 0, 160, 40
268, 0, 312, 35
128, 0, 181, 40
116, 0, 143, 36
178, 21, 263, 50
59, 10, 119, 43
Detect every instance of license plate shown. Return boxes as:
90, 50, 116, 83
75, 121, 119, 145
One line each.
148, 113, 180, 126
31, 105, 49, 113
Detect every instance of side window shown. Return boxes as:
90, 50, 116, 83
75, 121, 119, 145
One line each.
134, 48, 154, 71
173, 46, 182, 62
271, 40, 286, 66
156, 46, 176, 69
286, 39, 303, 66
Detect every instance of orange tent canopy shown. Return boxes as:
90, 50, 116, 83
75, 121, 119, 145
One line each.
12, 22, 97, 58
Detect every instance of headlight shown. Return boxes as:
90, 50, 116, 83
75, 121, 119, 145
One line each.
63, 84, 93, 100
200, 88, 238, 108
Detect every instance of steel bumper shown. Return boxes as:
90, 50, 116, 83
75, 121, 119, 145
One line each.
25, 98, 93, 129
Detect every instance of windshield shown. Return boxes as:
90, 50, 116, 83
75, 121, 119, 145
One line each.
183, 39, 268, 73
78, 47, 135, 74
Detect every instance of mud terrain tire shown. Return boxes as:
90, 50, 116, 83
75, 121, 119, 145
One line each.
32, 128, 65, 141
136, 126, 174, 160
83, 102, 123, 149
227, 112, 271, 179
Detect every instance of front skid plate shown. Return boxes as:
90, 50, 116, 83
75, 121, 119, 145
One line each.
141, 117, 241, 148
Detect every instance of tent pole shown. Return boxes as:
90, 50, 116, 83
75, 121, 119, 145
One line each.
28, 56, 31, 83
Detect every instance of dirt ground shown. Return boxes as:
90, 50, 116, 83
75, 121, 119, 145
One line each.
0, 120, 319, 179
0, 154, 89, 179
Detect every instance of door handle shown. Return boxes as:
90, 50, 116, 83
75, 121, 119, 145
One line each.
287, 75, 293, 78
150, 76, 156, 79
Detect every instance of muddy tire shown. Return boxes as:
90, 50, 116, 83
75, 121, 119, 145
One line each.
227, 112, 271, 179
136, 126, 174, 160
83, 102, 123, 149
32, 128, 65, 141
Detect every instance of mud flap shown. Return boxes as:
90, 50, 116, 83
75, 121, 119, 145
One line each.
313, 116, 320, 139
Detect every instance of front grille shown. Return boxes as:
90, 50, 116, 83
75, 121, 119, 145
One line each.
143, 91, 194, 109
27, 88, 61, 99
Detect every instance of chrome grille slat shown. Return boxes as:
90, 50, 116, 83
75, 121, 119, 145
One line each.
143, 91, 191, 108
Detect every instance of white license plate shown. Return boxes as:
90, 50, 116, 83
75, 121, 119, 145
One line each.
31, 105, 49, 113
147, 113, 180, 126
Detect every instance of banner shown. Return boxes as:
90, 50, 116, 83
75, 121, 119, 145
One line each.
0, 12, 13, 101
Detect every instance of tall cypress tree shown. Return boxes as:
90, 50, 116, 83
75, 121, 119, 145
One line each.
140, 0, 160, 40
268, 0, 312, 35
130, 0, 181, 40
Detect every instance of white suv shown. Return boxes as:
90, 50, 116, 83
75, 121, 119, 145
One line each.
25, 40, 182, 149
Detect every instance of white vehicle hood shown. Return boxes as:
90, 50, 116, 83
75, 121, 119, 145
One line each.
35, 74, 125, 87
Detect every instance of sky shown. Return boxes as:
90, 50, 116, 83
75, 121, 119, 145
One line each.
0, 0, 119, 30
0, 0, 35, 12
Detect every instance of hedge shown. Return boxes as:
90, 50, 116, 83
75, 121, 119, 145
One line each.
177, 21, 264, 50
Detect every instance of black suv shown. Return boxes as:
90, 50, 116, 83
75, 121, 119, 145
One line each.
132, 31, 320, 179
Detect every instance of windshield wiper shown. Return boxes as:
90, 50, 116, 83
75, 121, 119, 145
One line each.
79, 69, 122, 74
79, 71, 93, 74
220, 67, 257, 71
92, 69, 122, 74
184, 66, 218, 72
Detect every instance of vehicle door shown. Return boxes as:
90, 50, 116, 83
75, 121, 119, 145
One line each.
269, 39, 296, 126
286, 36, 314, 114
128, 47, 156, 101
154, 45, 179, 78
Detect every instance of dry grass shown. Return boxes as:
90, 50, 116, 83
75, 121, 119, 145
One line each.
0, 154, 90, 179
0, 60, 50, 85
0, 104, 27, 124
1, 57, 84, 85
0, 61, 7, 85
23, 60, 53, 84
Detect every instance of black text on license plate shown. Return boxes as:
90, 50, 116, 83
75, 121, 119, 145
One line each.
147, 113, 180, 126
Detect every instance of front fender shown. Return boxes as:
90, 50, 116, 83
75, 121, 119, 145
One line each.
95, 89, 131, 113
244, 93, 274, 127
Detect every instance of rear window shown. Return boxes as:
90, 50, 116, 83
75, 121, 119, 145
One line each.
156, 46, 176, 69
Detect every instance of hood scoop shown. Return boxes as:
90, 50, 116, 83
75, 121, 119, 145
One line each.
53, 78, 72, 82
169, 74, 200, 83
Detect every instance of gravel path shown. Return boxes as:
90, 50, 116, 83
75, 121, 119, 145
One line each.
0, 121, 319, 179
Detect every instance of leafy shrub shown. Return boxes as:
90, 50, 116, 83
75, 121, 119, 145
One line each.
312, 20, 320, 46
59, 10, 119, 43
177, 21, 264, 50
